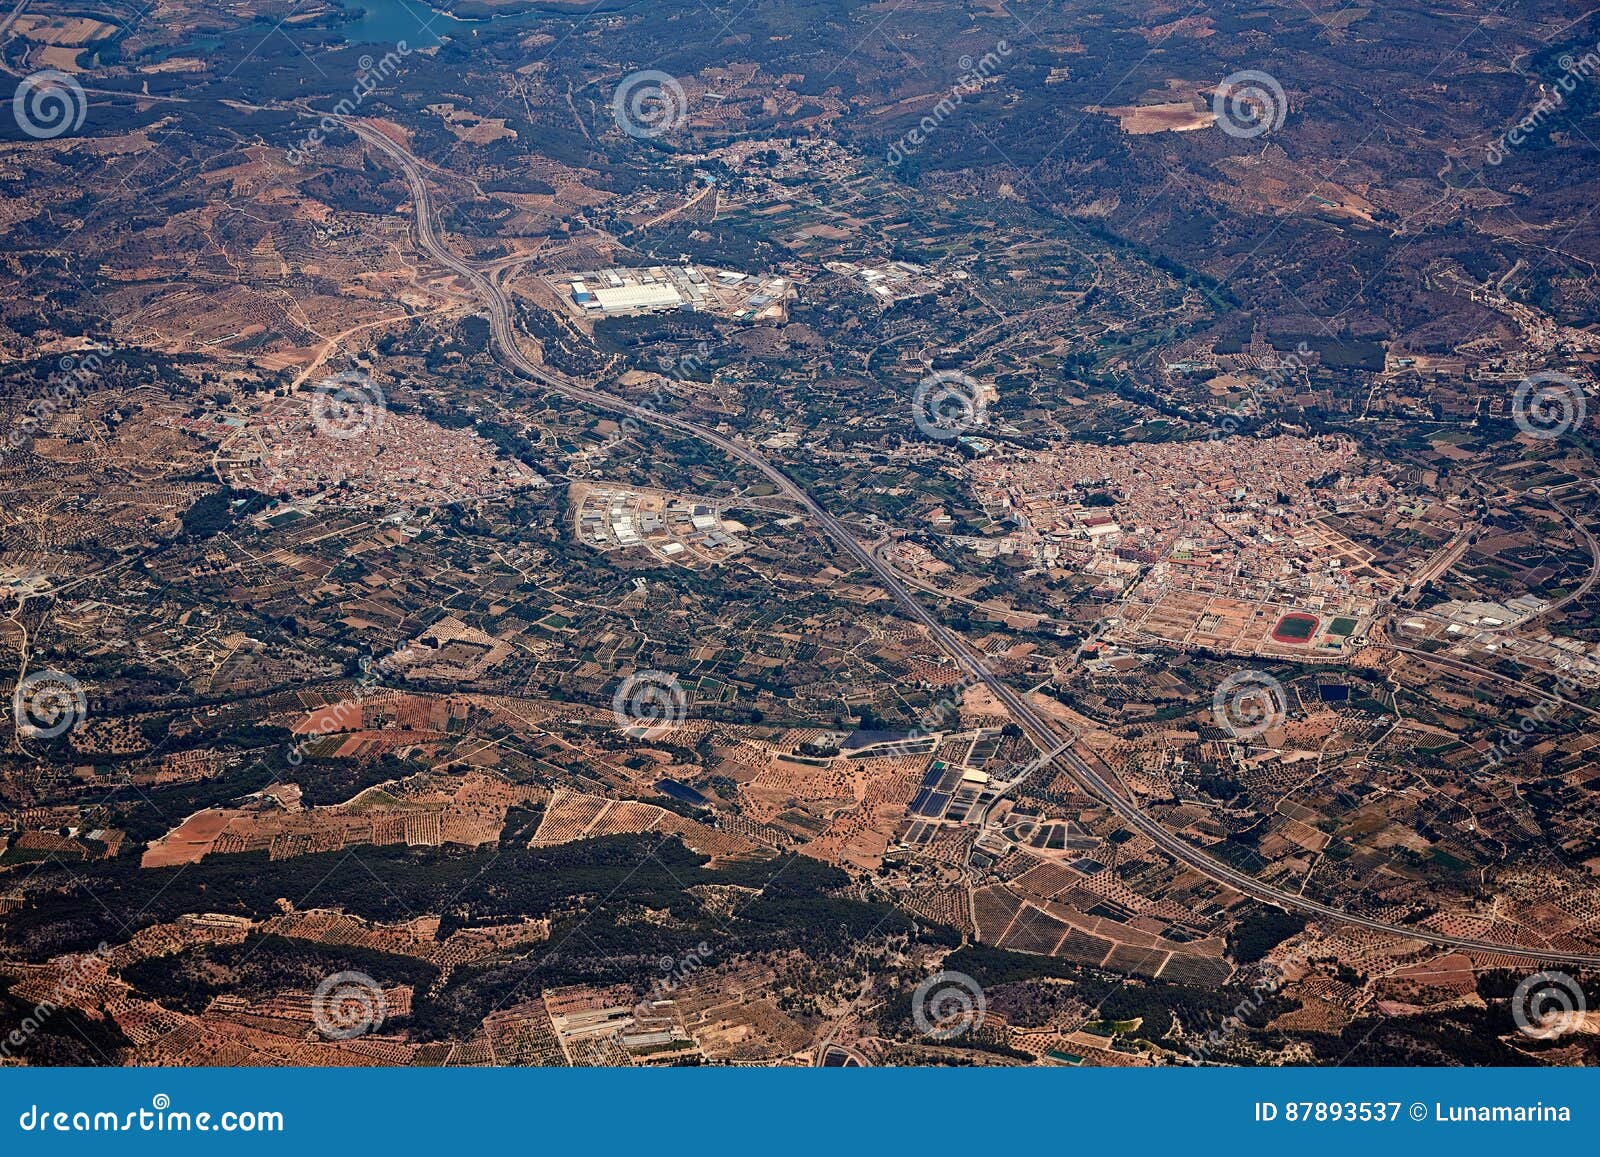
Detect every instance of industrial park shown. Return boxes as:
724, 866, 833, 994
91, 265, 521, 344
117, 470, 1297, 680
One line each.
573, 483, 749, 567
549, 265, 794, 322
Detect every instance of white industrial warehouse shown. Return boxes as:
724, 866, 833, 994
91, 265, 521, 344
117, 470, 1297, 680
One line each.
549, 264, 795, 322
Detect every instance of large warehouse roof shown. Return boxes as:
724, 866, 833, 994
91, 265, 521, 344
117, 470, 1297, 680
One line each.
593, 283, 684, 312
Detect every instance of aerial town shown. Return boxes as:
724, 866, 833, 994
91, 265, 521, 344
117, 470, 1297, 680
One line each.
0, 0, 1599, 1082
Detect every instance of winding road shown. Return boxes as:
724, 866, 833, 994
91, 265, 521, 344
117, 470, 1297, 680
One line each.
345, 117, 1600, 968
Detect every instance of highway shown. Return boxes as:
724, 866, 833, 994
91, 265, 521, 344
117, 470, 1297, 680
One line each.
1508, 481, 1600, 631
346, 117, 1600, 968
0, 0, 28, 42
